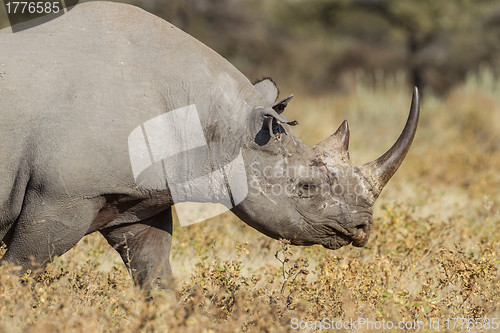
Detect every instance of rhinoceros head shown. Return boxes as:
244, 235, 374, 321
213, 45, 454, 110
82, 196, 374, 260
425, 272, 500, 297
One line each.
232, 79, 420, 250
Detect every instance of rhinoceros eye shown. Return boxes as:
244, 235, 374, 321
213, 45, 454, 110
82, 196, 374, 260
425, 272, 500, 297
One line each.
298, 183, 318, 198
300, 184, 316, 191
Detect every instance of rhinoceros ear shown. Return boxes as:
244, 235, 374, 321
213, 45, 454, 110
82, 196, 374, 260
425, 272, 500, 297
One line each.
254, 107, 299, 145
262, 107, 298, 135
262, 107, 298, 126
254, 78, 279, 104
272, 94, 294, 114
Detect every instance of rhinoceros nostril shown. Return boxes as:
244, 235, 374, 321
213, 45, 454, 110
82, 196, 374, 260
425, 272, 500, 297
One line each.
351, 223, 369, 247
354, 224, 368, 235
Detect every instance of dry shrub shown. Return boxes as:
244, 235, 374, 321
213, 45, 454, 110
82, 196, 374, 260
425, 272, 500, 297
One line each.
1, 70, 499, 332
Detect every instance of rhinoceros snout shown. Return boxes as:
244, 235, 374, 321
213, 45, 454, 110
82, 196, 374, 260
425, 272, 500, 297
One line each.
349, 223, 370, 247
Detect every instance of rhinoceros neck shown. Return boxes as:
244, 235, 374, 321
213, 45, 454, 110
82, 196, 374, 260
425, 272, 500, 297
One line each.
131, 60, 269, 205
162, 66, 265, 143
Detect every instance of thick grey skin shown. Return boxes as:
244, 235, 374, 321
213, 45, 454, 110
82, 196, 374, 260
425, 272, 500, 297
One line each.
0, 2, 413, 289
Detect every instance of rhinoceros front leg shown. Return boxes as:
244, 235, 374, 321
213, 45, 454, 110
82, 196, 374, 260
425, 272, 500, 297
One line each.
0, 194, 102, 272
100, 207, 173, 290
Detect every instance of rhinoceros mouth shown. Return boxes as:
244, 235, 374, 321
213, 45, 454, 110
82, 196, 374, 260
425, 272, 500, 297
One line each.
321, 236, 352, 250
320, 223, 369, 249
321, 228, 353, 250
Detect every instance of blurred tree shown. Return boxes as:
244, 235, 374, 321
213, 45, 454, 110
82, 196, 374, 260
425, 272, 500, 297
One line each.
126, 0, 285, 81
273, 0, 500, 93
1, 0, 500, 94
353, 0, 500, 92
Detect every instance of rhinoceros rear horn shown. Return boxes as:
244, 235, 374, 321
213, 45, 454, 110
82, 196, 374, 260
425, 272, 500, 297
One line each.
360, 87, 420, 198
313, 120, 350, 165
316, 120, 350, 152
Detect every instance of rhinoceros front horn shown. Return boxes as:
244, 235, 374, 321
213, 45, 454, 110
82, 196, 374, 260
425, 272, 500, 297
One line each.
360, 87, 420, 198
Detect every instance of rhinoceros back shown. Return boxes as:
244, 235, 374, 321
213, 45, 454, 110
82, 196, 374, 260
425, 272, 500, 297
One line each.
0, 1, 257, 196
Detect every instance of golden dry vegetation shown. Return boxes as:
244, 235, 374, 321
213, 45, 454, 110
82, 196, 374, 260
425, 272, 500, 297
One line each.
0, 71, 499, 332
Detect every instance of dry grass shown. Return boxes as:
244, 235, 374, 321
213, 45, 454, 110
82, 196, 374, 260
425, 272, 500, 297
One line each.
1, 71, 499, 332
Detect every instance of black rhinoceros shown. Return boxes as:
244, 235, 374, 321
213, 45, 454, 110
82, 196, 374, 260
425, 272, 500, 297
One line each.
0, 2, 419, 289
